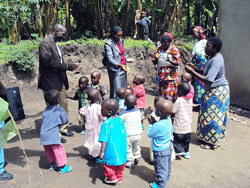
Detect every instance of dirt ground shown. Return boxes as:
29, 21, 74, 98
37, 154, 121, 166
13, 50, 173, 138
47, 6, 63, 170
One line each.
0, 83, 250, 188
1, 44, 250, 188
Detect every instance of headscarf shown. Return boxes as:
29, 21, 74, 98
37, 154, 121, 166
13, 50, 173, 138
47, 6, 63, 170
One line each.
161, 34, 173, 42
193, 26, 206, 39
111, 26, 122, 35
162, 32, 173, 41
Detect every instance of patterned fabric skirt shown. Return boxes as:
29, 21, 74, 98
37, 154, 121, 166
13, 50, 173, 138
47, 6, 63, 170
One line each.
192, 55, 206, 104
196, 85, 230, 145
159, 80, 178, 101
192, 78, 205, 104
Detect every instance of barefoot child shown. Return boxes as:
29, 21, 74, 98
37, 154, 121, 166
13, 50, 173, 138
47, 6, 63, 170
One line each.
120, 94, 142, 169
89, 71, 107, 103
68, 76, 89, 134
99, 99, 127, 184
172, 82, 193, 159
40, 89, 72, 174
116, 87, 126, 113
147, 100, 173, 188
79, 88, 103, 159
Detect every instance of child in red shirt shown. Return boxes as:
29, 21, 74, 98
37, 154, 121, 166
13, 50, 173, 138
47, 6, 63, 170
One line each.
132, 74, 146, 126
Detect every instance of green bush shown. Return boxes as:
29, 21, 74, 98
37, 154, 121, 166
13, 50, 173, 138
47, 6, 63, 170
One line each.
10, 49, 35, 72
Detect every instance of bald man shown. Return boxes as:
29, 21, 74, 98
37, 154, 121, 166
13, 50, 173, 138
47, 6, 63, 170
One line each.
38, 24, 79, 142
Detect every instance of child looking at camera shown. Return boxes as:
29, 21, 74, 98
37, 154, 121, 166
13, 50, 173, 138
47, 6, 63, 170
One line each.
79, 88, 104, 160
98, 99, 127, 185
68, 76, 89, 134
40, 89, 72, 174
132, 74, 146, 127
89, 71, 107, 103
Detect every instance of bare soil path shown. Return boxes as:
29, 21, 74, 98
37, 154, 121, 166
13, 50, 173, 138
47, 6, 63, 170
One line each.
1, 85, 250, 188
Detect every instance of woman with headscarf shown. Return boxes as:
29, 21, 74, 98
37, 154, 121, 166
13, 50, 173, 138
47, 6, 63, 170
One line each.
191, 26, 207, 105
185, 37, 230, 150
152, 33, 181, 101
104, 26, 127, 99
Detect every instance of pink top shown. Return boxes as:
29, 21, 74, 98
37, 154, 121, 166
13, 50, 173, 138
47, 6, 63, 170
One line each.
117, 41, 126, 65
79, 103, 104, 131
187, 83, 194, 99
132, 84, 146, 108
172, 97, 193, 134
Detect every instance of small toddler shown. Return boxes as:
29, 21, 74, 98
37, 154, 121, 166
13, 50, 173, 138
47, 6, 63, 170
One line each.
147, 100, 173, 188
79, 88, 103, 159
120, 94, 142, 169
132, 74, 146, 126
116, 87, 126, 114
40, 89, 72, 174
68, 76, 89, 134
180, 72, 194, 100
98, 99, 127, 185
89, 71, 107, 103
146, 96, 165, 163
172, 82, 193, 159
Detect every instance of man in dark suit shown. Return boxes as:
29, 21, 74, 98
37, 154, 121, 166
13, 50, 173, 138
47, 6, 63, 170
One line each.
38, 24, 79, 143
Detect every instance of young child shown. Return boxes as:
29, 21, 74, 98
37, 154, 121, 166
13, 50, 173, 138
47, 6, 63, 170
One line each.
146, 96, 165, 163
68, 76, 89, 134
172, 82, 193, 159
147, 100, 173, 188
125, 88, 133, 96
89, 71, 107, 103
120, 94, 142, 169
116, 87, 126, 114
132, 74, 146, 126
40, 89, 72, 174
180, 72, 194, 100
98, 99, 127, 184
79, 88, 103, 159
137, 11, 151, 40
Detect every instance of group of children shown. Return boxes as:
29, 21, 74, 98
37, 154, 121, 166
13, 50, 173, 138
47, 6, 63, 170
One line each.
40, 69, 194, 188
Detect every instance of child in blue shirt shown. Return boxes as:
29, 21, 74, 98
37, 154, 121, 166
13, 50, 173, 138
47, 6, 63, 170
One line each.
99, 99, 127, 185
116, 87, 126, 114
147, 100, 173, 188
41, 89, 72, 174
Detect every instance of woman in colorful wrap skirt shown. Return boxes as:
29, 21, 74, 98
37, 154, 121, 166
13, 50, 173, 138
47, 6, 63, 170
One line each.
191, 26, 207, 104
185, 37, 230, 150
152, 34, 181, 101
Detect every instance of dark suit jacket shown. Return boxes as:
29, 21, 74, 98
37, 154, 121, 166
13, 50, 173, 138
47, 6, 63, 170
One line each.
38, 36, 69, 91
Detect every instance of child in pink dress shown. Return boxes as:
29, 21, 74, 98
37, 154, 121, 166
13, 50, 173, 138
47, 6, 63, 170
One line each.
79, 88, 104, 159
132, 74, 146, 126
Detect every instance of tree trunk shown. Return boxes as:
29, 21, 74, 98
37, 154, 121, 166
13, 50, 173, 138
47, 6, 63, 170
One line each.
186, 0, 191, 34
45, 2, 51, 36
39, 2, 45, 37
66, 0, 71, 38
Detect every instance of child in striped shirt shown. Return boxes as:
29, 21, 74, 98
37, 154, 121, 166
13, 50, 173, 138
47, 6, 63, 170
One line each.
172, 82, 193, 159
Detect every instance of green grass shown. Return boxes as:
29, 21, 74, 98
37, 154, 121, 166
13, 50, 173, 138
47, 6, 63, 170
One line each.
0, 40, 39, 64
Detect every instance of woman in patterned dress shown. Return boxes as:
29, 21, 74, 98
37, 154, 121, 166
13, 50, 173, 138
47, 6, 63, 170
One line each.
191, 26, 207, 105
185, 37, 230, 150
152, 34, 181, 101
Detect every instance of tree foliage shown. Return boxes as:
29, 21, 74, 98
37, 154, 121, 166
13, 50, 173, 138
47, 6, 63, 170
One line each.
0, 0, 219, 42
